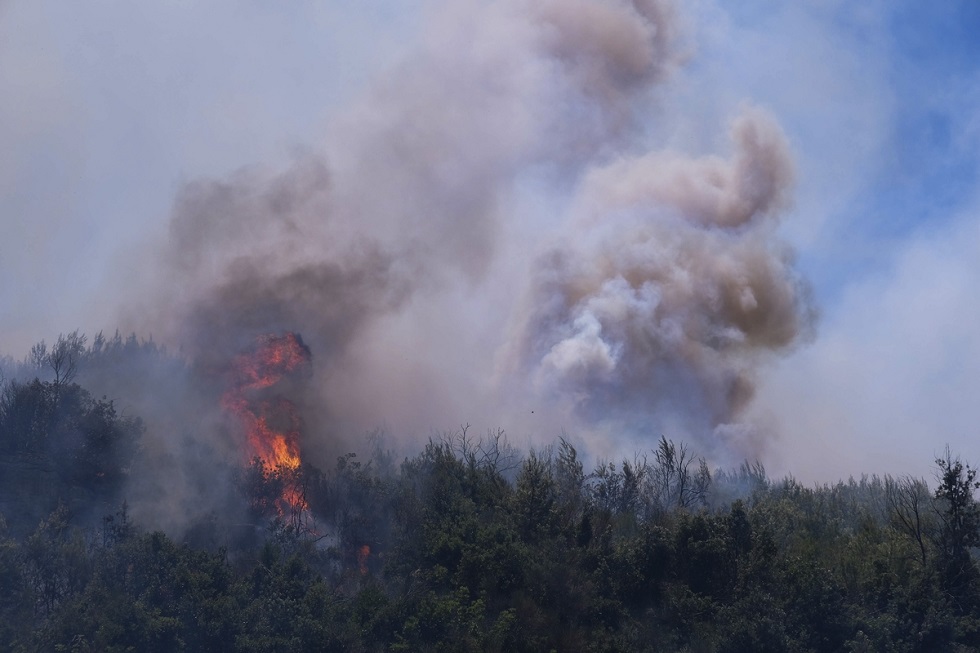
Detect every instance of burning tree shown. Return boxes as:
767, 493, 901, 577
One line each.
222, 333, 312, 518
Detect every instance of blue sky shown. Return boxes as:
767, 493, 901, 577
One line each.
1, 0, 978, 481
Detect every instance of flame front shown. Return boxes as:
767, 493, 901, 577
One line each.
222, 333, 311, 512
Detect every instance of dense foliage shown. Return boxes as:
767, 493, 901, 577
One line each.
2, 335, 980, 651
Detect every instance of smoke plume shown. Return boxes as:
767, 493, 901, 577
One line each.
119, 0, 811, 472
505, 107, 812, 456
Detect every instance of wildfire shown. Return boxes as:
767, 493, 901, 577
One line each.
357, 545, 371, 575
222, 333, 312, 513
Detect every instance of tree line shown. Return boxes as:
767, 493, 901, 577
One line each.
1, 335, 980, 651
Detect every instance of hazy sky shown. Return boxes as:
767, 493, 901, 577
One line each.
2, 1, 979, 482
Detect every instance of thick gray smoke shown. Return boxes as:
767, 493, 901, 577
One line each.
120, 0, 811, 473
504, 108, 812, 457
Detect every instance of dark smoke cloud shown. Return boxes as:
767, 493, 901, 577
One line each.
117, 0, 810, 479
161, 159, 410, 370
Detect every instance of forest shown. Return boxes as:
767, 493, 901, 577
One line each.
1, 332, 980, 652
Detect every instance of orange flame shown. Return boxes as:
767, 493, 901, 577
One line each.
357, 545, 371, 575
222, 333, 311, 513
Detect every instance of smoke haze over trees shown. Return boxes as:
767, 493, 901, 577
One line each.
3, 345, 980, 650
3, 0, 980, 646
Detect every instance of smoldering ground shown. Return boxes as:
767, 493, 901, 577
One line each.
102, 0, 813, 528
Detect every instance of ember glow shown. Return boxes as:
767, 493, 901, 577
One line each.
222, 333, 312, 511
357, 545, 370, 575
